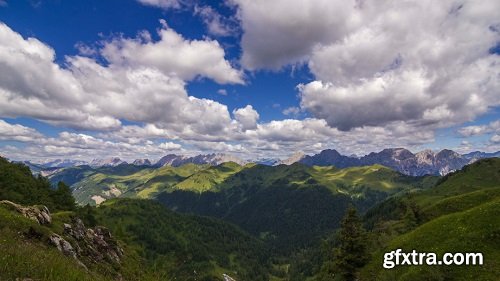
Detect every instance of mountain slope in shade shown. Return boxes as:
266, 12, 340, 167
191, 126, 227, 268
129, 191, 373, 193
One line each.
290, 148, 499, 176
132, 158, 152, 166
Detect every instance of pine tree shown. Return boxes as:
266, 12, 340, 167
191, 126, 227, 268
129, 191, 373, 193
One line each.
53, 181, 77, 211
333, 206, 369, 281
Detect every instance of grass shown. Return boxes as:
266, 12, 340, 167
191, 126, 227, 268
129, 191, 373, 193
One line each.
0, 205, 109, 281
360, 199, 500, 281
63, 164, 208, 205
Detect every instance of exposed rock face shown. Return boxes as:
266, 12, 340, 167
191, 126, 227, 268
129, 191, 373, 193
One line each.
132, 158, 152, 166
90, 157, 127, 167
0, 200, 52, 225
1, 201, 123, 270
278, 152, 306, 165
292, 148, 499, 176
156, 153, 247, 167
49, 234, 78, 259
63, 218, 124, 264
223, 273, 237, 281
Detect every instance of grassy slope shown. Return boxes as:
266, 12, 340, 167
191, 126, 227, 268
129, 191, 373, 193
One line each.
158, 163, 434, 256
0, 205, 98, 281
52, 160, 436, 206
360, 199, 500, 281
173, 162, 245, 192
0, 203, 154, 281
359, 158, 500, 281
54, 164, 207, 205
414, 158, 500, 207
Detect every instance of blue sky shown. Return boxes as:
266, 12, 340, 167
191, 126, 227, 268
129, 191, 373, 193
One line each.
0, 0, 499, 162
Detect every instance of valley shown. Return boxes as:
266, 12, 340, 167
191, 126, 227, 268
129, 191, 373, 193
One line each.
0, 155, 499, 280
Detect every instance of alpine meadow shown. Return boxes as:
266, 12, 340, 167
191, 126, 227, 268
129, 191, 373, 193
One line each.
0, 1, 499, 281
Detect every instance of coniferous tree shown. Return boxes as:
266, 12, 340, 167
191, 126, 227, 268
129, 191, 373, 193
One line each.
53, 181, 77, 211
333, 206, 369, 281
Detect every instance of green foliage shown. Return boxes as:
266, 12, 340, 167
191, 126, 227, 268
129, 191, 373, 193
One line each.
360, 199, 500, 281
158, 163, 430, 256
358, 158, 500, 281
50, 163, 207, 205
0, 157, 75, 211
0, 204, 111, 281
95, 198, 270, 281
332, 207, 369, 281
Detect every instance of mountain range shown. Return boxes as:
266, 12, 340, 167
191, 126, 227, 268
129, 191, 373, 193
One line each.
21, 148, 500, 176
294, 148, 500, 176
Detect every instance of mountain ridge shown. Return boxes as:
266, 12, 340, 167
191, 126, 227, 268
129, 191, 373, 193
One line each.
16, 148, 500, 176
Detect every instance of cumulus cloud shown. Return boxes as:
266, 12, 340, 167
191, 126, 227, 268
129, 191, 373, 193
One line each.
491, 134, 500, 144
1, 128, 185, 162
0, 119, 43, 142
0, 22, 242, 134
233, 0, 355, 70
282, 106, 301, 117
233, 105, 259, 131
159, 142, 182, 150
234, 0, 500, 132
100, 20, 244, 84
299, 0, 500, 130
194, 5, 236, 37
458, 120, 500, 137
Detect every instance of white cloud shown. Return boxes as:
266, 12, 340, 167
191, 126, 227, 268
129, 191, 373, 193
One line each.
233, 0, 355, 70
159, 142, 182, 150
490, 134, 500, 144
0, 22, 242, 134
100, 20, 244, 84
194, 5, 236, 37
136, 0, 181, 9
282, 106, 301, 117
191, 140, 246, 153
458, 120, 500, 137
0, 119, 43, 142
217, 89, 228, 96
233, 105, 259, 131
234, 0, 500, 132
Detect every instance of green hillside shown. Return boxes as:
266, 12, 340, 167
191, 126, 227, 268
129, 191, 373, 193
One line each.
158, 163, 434, 255
50, 163, 208, 205
354, 158, 500, 281
3, 156, 500, 280
360, 199, 500, 281
364, 158, 500, 227
95, 198, 270, 281
174, 161, 245, 192
0, 159, 270, 280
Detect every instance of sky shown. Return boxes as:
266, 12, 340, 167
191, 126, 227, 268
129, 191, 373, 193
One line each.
0, 0, 499, 162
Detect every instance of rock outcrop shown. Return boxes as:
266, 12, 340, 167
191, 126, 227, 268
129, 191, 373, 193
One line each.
0, 200, 52, 225
63, 218, 124, 264
1, 201, 123, 270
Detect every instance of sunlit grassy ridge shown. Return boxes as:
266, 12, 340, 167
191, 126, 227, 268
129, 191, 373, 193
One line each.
174, 162, 244, 192
358, 158, 500, 281
360, 199, 500, 281
56, 163, 208, 205
52, 161, 437, 206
